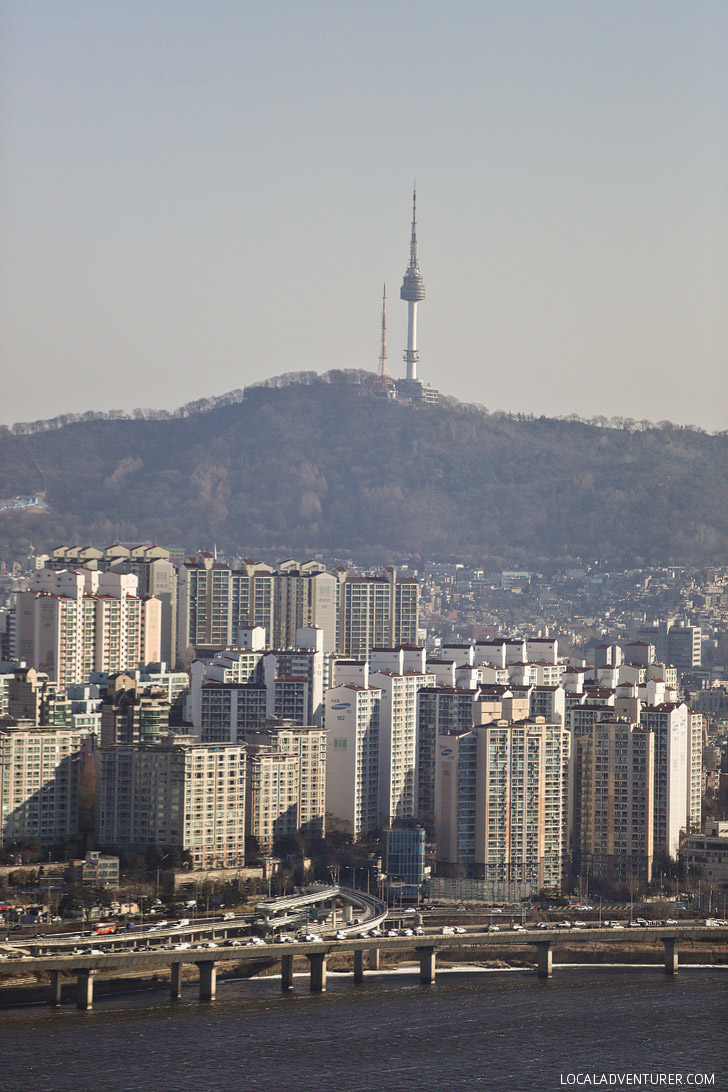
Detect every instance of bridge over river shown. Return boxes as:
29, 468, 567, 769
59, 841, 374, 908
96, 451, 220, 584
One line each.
1, 924, 724, 1010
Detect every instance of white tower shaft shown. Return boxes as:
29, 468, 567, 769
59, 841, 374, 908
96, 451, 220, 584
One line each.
406, 302, 418, 381
400, 186, 426, 382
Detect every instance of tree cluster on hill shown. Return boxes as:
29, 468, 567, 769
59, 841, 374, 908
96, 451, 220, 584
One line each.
0, 372, 725, 567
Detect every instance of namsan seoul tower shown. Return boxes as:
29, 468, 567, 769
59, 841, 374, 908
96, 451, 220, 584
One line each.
400, 185, 426, 381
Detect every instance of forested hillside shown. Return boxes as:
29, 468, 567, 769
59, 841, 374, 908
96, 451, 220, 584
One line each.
1, 373, 726, 566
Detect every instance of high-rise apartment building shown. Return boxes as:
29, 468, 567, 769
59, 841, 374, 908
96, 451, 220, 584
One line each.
640, 702, 690, 859
435, 717, 570, 898
96, 736, 246, 869
7, 667, 72, 726
324, 683, 382, 839
177, 555, 274, 662
417, 685, 477, 831
244, 722, 326, 850
570, 717, 655, 885
0, 725, 93, 847
44, 545, 178, 668
16, 569, 161, 685
273, 561, 338, 653
337, 568, 419, 659
370, 660, 435, 827
99, 676, 170, 747
245, 745, 300, 853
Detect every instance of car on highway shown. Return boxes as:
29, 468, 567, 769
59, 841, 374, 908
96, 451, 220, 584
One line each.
335, 931, 348, 940
510, 923, 525, 932
453, 926, 466, 934
274, 934, 295, 944
487, 925, 500, 932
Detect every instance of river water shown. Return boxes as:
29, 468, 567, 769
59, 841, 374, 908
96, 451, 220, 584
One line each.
2, 965, 726, 1092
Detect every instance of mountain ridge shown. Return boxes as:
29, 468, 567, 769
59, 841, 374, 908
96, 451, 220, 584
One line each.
1, 371, 726, 567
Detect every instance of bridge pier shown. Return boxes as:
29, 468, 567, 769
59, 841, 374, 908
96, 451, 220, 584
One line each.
281, 954, 295, 991
353, 948, 364, 983
76, 969, 95, 1010
535, 942, 552, 979
49, 969, 63, 1007
663, 938, 679, 975
308, 952, 327, 992
170, 962, 183, 1000
369, 947, 380, 971
197, 960, 217, 1001
417, 947, 436, 985
343, 903, 353, 924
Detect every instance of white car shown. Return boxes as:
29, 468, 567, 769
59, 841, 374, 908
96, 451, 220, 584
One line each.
453, 926, 466, 934
510, 923, 525, 932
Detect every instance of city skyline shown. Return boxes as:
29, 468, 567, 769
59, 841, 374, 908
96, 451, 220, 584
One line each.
2, 2, 727, 430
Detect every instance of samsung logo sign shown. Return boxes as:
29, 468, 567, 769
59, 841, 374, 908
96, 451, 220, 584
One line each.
331, 702, 351, 711
440, 747, 454, 757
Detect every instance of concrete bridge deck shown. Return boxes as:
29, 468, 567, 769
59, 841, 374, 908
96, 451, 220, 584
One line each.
1, 924, 725, 1009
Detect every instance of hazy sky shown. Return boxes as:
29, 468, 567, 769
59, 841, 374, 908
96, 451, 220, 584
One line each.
2, 1, 727, 429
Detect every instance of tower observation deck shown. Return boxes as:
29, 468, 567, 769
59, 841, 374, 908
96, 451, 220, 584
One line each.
400, 187, 425, 381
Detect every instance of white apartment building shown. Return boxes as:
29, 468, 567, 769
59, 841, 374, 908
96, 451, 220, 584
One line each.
640, 702, 690, 859
370, 665, 435, 827
16, 569, 161, 685
324, 684, 381, 839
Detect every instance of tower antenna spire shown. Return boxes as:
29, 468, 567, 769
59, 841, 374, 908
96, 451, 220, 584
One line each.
374, 283, 394, 397
410, 182, 418, 269
378, 283, 389, 379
